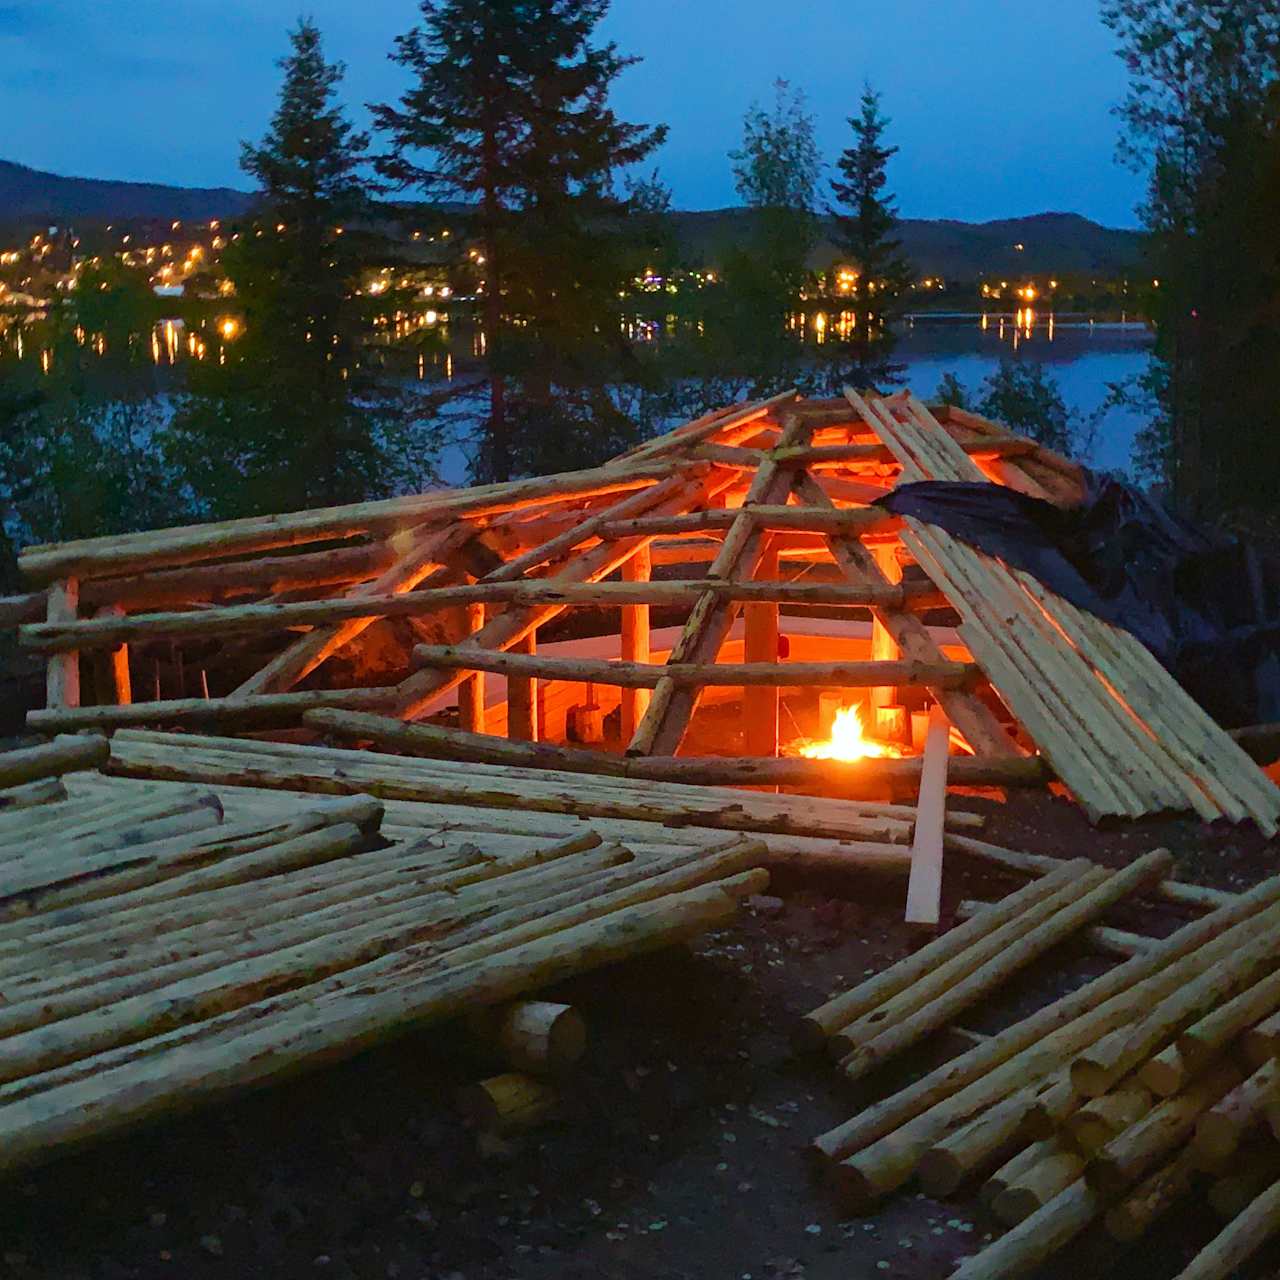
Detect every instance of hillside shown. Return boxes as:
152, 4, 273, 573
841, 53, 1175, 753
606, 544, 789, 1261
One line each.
0, 160, 254, 224
0, 159, 1144, 280
668, 209, 1146, 280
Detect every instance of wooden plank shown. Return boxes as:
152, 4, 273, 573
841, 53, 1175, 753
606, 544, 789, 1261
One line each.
45, 579, 80, 710
620, 546, 651, 744
904, 705, 950, 933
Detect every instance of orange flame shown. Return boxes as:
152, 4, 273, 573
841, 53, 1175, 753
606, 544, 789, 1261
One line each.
798, 704, 901, 762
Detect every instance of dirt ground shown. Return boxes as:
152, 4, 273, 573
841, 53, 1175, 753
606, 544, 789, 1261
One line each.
5, 789, 1280, 1280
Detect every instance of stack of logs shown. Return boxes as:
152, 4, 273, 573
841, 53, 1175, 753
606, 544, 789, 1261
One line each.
802, 844, 1280, 1279
0, 749, 773, 1173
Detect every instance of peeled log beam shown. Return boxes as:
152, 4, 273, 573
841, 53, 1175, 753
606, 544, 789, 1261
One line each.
411, 645, 977, 691
19, 457, 692, 584
771, 435, 1039, 468
457, 1073, 559, 1132
0, 735, 109, 788
29, 688, 400, 734
0, 778, 68, 811
0, 871, 766, 1174
303, 710, 1050, 792
78, 541, 401, 612
1173, 1174, 1280, 1280
21, 578, 934, 654
467, 1001, 586, 1073
595, 505, 898, 540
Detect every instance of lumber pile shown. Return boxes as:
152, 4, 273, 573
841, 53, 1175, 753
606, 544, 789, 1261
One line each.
0, 764, 772, 1172
803, 841, 1280, 1279
10, 388, 1274, 828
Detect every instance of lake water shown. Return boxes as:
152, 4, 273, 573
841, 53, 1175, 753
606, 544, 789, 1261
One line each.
895, 312, 1154, 475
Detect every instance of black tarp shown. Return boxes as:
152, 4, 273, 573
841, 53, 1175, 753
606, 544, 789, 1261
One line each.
876, 474, 1280, 728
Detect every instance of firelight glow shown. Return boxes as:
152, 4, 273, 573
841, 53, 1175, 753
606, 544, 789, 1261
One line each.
798, 704, 897, 763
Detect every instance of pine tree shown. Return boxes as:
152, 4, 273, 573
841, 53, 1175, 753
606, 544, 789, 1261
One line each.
169, 20, 431, 517
374, 0, 666, 481
829, 85, 914, 391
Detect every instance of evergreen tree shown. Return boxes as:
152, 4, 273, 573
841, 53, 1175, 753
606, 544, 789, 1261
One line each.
1102, 0, 1280, 516
374, 0, 666, 481
169, 19, 433, 518
829, 85, 914, 390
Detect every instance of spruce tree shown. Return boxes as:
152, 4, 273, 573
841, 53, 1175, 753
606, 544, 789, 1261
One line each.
829, 85, 914, 390
374, 0, 666, 481
169, 20, 430, 517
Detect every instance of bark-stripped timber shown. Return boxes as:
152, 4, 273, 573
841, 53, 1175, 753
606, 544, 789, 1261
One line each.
0, 778, 68, 811
597, 505, 896, 541
1171, 1174, 1280, 1280
794, 866, 1084, 1052
103, 729, 985, 848
955, 898, 1153, 960
794, 470, 1022, 762
903, 704, 949, 932
0, 591, 46, 627
232, 521, 481, 698
0, 736, 109, 788
395, 473, 730, 721
457, 601, 487, 733
833, 853, 1171, 1084
771, 435, 1039, 469
813, 870, 1280, 1194
466, 1001, 586, 1074
457, 1073, 559, 1131
858, 388, 1280, 829
0, 848, 769, 1173
304, 709, 1046, 792
1144, 969, 1280, 1097
82, 541, 402, 612
96, 604, 132, 706
507, 630, 538, 743
1070, 910, 1280, 1099
29, 687, 401, 734
1209, 1144, 1280, 1219
19, 455, 693, 584
614, 388, 797, 464
627, 412, 813, 758
743, 536, 780, 759
22, 576, 934, 654
620, 546, 651, 743
1194, 1060, 1280, 1165
45, 579, 79, 710
869, 543, 903, 711
481, 468, 706, 584
409, 646, 977, 691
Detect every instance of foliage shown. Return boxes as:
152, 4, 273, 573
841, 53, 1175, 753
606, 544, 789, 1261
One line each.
936, 363, 1078, 455
168, 19, 438, 518
374, 0, 666, 481
1102, 0, 1280, 515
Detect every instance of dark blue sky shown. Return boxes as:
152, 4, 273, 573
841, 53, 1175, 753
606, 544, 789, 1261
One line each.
0, 0, 1145, 227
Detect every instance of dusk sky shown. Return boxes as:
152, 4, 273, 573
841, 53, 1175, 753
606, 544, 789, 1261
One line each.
0, 0, 1146, 227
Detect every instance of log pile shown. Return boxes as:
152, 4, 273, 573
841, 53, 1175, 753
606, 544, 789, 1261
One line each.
803, 841, 1280, 1279
0, 762, 773, 1173
9, 388, 1274, 828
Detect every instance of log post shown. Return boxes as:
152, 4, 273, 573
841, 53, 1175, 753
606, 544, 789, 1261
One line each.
743, 536, 780, 759
97, 604, 132, 707
869, 543, 902, 711
45, 579, 80, 710
509, 631, 538, 742
620, 545, 651, 744
458, 601, 487, 733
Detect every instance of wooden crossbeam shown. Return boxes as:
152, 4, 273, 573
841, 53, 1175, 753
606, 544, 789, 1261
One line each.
394, 474, 727, 722
627, 413, 814, 758
230, 521, 481, 698
410, 646, 978, 690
